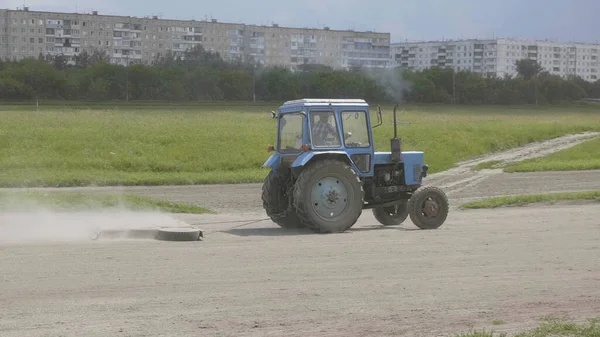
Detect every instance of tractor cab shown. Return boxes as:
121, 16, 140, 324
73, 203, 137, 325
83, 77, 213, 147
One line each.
267, 99, 382, 176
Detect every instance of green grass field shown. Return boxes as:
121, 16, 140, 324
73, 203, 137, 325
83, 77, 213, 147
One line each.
0, 190, 210, 213
460, 191, 600, 209
503, 136, 600, 173
1, 102, 600, 187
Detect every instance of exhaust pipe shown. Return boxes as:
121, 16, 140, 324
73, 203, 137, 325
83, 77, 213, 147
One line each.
390, 104, 402, 162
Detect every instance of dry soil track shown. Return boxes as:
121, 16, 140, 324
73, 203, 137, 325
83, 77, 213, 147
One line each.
1, 133, 600, 337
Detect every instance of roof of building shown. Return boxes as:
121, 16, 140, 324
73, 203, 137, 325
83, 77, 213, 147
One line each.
1, 7, 389, 35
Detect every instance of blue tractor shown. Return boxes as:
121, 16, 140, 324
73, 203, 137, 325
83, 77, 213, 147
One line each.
261, 98, 449, 233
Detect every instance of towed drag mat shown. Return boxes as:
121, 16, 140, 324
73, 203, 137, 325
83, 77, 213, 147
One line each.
89, 226, 204, 242
89, 217, 273, 242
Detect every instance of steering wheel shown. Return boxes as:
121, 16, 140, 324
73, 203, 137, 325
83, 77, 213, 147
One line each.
346, 141, 363, 147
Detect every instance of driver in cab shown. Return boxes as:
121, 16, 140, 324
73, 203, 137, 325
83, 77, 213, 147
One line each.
312, 113, 340, 146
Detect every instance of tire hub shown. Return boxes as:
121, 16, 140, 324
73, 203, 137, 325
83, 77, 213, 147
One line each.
422, 198, 440, 218
311, 177, 349, 218
327, 190, 340, 203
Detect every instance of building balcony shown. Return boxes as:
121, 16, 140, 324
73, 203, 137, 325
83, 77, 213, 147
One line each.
54, 42, 80, 47
114, 24, 143, 32
113, 53, 142, 59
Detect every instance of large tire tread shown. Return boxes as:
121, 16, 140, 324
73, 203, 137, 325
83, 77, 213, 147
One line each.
292, 159, 364, 233
261, 170, 304, 229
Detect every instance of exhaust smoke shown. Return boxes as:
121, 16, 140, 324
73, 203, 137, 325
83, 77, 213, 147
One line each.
360, 67, 412, 104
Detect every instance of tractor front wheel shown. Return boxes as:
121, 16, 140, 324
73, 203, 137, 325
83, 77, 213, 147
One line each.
293, 159, 364, 233
407, 186, 449, 229
372, 201, 409, 226
262, 170, 304, 229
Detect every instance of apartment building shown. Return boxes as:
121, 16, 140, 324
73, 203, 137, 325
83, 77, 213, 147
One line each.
0, 7, 391, 70
391, 38, 600, 82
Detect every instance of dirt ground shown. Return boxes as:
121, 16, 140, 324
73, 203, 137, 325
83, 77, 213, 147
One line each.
1, 133, 600, 337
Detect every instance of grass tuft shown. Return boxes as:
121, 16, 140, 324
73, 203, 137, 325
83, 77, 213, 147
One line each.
513, 317, 600, 337
455, 331, 504, 337
0, 191, 211, 214
504, 137, 600, 173
460, 191, 600, 209
453, 317, 600, 337
472, 160, 504, 171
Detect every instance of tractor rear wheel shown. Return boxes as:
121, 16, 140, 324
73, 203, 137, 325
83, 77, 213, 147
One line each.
372, 201, 409, 226
293, 159, 364, 233
407, 186, 449, 229
261, 170, 304, 229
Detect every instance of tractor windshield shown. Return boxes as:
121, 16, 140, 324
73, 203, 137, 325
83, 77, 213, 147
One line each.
341, 110, 370, 148
277, 112, 305, 154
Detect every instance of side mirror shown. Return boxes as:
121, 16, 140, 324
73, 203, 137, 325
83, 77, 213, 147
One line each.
372, 105, 383, 128
271, 111, 276, 119
344, 131, 352, 140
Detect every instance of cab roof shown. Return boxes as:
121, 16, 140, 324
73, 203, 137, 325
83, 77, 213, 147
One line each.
281, 98, 369, 107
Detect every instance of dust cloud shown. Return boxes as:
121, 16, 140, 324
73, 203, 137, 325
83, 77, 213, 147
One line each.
0, 195, 185, 245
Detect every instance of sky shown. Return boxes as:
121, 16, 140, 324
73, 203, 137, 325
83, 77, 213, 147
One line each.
6, 0, 600, 43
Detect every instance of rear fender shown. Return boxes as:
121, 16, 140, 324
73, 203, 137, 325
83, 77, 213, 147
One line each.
291, 151, 369, 177
263, 153, 282, 171
291, 151, 349, 168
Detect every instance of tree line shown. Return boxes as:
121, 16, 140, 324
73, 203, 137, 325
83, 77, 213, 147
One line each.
0, 45, 599, 104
